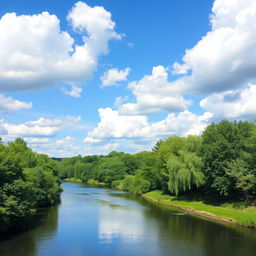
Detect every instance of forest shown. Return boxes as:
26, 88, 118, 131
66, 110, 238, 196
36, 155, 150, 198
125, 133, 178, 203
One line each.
59, 120, 256, 203
0, 138, 61, 235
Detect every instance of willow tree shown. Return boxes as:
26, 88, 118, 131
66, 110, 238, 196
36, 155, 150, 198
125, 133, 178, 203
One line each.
166, 150, 205, 195
155, 136, 205, 195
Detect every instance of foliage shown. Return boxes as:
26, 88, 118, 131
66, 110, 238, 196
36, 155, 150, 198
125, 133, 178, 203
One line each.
167, 150, 204, 195
0, 138, 61, 235
95, 156, 127, 183
122, 175, 151, 195
154, 136, 204, 195
201, 120, 256, 197
225, 159, 256, 197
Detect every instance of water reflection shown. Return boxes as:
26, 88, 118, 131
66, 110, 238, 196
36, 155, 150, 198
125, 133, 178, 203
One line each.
0, 206, 58, 256
109, 191, 256, 256
0, 183, 255, 256
98, 200, 145, 242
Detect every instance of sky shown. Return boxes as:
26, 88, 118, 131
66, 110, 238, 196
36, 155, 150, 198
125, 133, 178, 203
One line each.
0, 0, 256, 157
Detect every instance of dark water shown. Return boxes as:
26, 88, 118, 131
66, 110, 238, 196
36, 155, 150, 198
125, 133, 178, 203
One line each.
0, 183, 256, 256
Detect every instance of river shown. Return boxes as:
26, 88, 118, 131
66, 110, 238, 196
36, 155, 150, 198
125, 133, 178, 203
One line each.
0, 182, 255, 256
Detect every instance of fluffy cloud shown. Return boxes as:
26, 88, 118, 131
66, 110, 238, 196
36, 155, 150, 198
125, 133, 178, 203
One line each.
0, 2, 121, 94
101, 68, 131, 87
24, 137, 50, 144
172, 0, 256, 95
1, 116, 81, 137
61, 84, 82, 97
85, 108, 148, 140
84, 107, 213, 145
200, 84, 256, 119
118, 66, 191, 115
23, 135, 121, 157
26, 136, 82, 157
0, 95, 32, 111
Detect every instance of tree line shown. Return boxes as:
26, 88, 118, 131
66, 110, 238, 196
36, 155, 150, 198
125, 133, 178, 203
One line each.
58, 120, 256, 202
0, 138, 61, 235
1, 120, 255, 234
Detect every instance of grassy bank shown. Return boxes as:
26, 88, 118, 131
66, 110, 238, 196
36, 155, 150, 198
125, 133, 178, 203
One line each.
63, 178, 83, 183
143, 191, 256, 228
63, 178, 107, 186
87, 179, 108, 186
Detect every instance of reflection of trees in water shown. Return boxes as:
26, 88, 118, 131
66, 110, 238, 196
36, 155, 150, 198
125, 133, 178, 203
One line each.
110, 191, 256, 256
1, 188, 255, 256
0, 206, 59, 256
144, 202, 256, 256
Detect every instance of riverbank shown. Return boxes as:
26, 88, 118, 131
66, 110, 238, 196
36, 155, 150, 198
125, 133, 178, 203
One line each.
63, 178, 83, 183
143, 190, 256, 228
62, 180, 256, 228
63, 178, 107, 186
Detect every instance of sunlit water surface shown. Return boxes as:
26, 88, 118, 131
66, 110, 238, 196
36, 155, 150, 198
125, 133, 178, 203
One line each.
0, 182, 256, 256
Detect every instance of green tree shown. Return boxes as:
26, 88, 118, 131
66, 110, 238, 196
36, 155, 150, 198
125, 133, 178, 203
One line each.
225, 159, 256, 197
167, 150, 204, 195
0, 138, 61, 235
201, 120, 254, 197
96, 157, 126, 183
155, 136, 204, 195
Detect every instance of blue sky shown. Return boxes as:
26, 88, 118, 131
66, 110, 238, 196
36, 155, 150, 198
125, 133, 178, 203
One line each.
1, 0, 256, 157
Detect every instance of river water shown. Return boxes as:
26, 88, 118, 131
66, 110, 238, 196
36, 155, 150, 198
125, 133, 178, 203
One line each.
0, 182, 255, 256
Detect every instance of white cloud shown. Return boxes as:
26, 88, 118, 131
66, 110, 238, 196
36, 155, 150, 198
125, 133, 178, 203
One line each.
118, 66, 191, 115
101, 68, 131, 87
0, 2, 121, 94
200, 84, 256, 119
171, 0, 256, 95
86, 108, 148, 139
55, 136, 74, 146
24, 138, 50, 144
84, 108, 213, 147
0, 94, 32, 111
114, 96, 129, 109
27, 136, 81, 157
68, 1, 122, 55
61, 84, 82, 97
1, 116, 81, 137
84, 137, 101, 143
24, 135, 120, 157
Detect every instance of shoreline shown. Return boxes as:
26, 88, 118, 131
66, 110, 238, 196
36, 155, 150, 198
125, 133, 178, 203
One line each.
62, 180, 256, 228
142, 194, 237, 226
62, 178, 108, 186
142, 191, 256, 228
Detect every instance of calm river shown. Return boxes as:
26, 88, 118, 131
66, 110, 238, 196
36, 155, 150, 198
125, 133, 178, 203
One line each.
0, 182, 256, 256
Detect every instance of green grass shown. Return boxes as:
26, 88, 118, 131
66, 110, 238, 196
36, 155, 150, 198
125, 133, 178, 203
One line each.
86, 179, 107, 186
63, 178, 108, 186
63, 178, 83, 183
144, 190, 256, 227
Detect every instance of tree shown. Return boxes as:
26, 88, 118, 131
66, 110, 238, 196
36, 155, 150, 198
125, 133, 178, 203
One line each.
201, 120, 254, 197
155, 136, 204, 195
167, 150, 204, 195
225, 159, 256, 197
96, 157, 126, 183
0, 138, 61, 235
